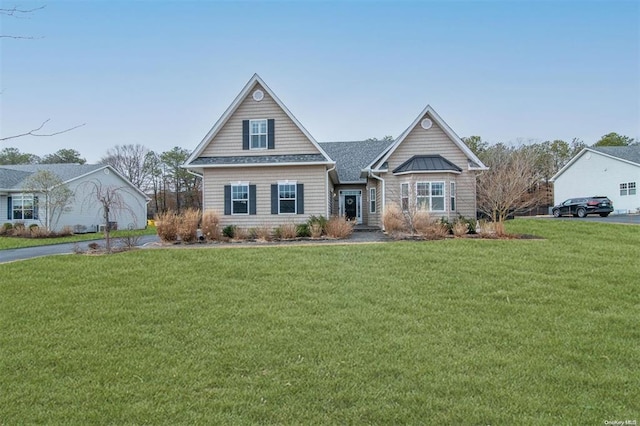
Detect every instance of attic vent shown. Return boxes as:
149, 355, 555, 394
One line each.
421, 119, 433, 130
104, 168, 110, 175
253, 89, 264, 101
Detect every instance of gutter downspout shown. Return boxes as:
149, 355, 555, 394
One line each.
368, 169, 385, 230
326, 163, 337, 217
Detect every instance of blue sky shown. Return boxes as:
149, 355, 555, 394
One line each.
1, 0, 638, 162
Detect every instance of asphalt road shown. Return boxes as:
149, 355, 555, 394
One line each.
0, 234, 160, 264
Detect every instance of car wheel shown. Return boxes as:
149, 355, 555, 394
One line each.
577, 207, 587, 218
599, 213, 610, 217
553, 209, 561, 218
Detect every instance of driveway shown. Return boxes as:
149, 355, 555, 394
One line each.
0, 234, 160, 264
525, 214, 640, 225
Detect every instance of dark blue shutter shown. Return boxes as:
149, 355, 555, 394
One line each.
271, 184, 278, 214
7, 196, 12, 220
242, 120, 249, 150
224, 185, 231, 215
249, 185, 256, 215
267, 119, 275, 149
296, 184, 304, 214
33, 196, 39, 220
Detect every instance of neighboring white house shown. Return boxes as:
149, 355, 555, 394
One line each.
551, 146, 640, 214
0, 164, 149, 232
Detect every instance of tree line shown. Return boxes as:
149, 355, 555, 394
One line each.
0, 145, 201, 215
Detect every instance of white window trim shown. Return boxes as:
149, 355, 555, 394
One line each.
249, 119, 268, 150
620, 182, 628, 196
231, 183, 249, 215
278, 181, 297, 214
416, 181, 446, 212
12, 193, 38, 220
370, 187, 376, 213
629, 182, 637, 195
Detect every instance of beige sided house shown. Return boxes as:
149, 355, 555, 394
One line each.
184, 74, 487, 229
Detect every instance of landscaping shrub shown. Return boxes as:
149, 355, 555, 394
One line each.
307, 215, 327, 230
278, 223, 298, 240
201, 210, 221, 241
310, 222, 323, 238
12, 222, 30, 238
59, 226, 74, 236
412, 210, 432, 235
30, 226, 51, 238
382, 203, 405, 234
297, 223, 310, 238
253, 224, 272, 242
325, 216, 354, 238
155, 211, 179, 242
233, 227, 249, 240
222, 225, 236, 239
0, 223, 13, 236
177, 208, 200, 244
452, 220, 469, 237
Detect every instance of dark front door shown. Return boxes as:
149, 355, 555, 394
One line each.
344, 195, 357, 221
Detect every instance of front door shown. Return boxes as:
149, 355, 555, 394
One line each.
344, 195, 357, 221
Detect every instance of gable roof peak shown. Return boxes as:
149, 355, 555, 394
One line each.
367, 104, 488, 171
185, 74, 332, 165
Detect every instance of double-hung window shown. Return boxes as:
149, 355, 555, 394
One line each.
630, 182, 637, 195
250, 119, 268, 149
370, 187, 376, 213
401, 183, 409, 211
415, 182, 445, 212
279, 183, 297, 214
450, 182, 456, 211
231, 184, 249, 214
12, 194, 37, 220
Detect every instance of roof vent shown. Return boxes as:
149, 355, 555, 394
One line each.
252, 89, 264, 102
421, 119, 433, 130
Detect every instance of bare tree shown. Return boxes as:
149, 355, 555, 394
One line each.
477, 144, 545, 234
0, 6, 86, 141
81, 180, 140, 253
23, 170, 74, 231
100, 144, 150, 189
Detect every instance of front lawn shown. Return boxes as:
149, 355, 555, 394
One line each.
0, 226, 157, 250
1, 220, 637, 424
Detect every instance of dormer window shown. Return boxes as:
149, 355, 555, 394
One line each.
250, 119, 268, 149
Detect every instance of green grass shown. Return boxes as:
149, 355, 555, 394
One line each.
0, 226, 157, 250
1, 220, 638, 424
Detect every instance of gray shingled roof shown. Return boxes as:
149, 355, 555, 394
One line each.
591, 146, 640, 165
190, 154, 329, 166
0, 164, 103, 190
393, 155, 462, 174
319, 140, 394, 182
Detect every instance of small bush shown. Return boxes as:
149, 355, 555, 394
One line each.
253, 225, 272, 242
452, 221, 469, 237
310, 222, 323, 238
29, 223, 39, 231
201, 210, 221, 241
412, 210, 433, 235
0, 223, 13, 236
222, 225, 236, 239
177, 208, 200, 244
278, 223, 298, 240
382, 203, 405, 234
297, 223, 310, 238
59, 226, 74, 236
31, 226, 52, 238
325, 216, 354, 239
233, 227, 249, 240
307, 215, 327, 230
155, 211, 179, 242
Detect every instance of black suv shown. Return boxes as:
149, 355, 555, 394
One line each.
552, 196, 614, 218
